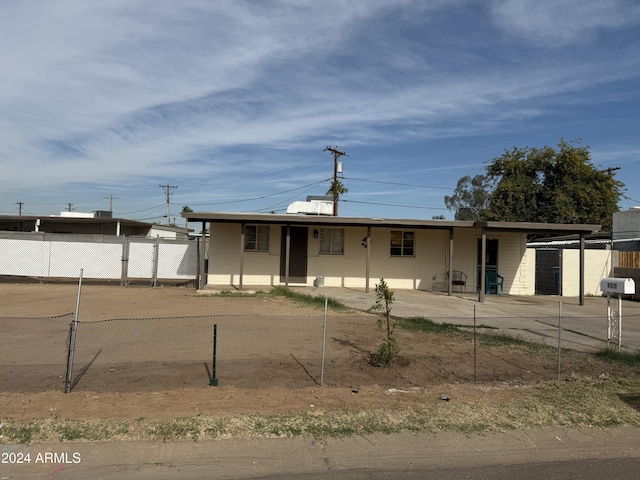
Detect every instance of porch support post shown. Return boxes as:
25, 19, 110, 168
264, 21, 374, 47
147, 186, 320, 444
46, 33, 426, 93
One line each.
239, 223, 245, 291
365, 226, 371, 293
479, 228, 486, 303
579, 231, 585, 306
285, 225, 291, 286
200, 221, 207, 290
448, 228, 454, 296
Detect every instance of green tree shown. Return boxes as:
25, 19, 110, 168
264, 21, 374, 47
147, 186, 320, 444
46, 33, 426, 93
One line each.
368, 278, 399, 367
444, 175, 491, 221
484, 139, 623, 231
181, 205, 194, 228
326, 180, 348, 197
326, 180, 349, 216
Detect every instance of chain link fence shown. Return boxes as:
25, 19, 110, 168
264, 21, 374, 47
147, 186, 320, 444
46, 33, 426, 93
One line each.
0, 231, 199, 286
3, 310, 636, 394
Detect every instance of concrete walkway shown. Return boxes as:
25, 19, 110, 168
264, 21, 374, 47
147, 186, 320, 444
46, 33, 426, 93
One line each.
204, 285, 640, 352
309, 286, 640, 353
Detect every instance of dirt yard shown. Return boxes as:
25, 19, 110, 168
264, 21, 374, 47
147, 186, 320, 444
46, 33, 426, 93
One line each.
1, 284, 636, 422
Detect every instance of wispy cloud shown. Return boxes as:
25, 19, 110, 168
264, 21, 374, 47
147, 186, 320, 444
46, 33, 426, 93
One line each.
490, 0, 640, 46
1, 0, 639, 218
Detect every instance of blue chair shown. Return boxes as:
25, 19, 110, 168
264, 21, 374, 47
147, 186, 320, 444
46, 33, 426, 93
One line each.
485, 271, 504, 294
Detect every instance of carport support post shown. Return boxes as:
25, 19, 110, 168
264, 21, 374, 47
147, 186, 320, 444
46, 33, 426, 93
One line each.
365, 226, 371, 293
199, 222, 207, 290
579, 232, 585, 306
284, 225, 291, 286
448, 228, 454, 296
239, 223, 245, 290
479, 229, 486, 303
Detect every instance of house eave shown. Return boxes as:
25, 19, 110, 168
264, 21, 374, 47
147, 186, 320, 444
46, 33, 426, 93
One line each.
183, 211, 601, 234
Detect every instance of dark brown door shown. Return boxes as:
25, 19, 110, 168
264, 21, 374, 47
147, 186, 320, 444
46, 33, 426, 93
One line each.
280, 226, 308, 283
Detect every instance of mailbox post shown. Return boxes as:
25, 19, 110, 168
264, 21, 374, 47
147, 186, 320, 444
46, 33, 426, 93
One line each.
599, 277, 635, 351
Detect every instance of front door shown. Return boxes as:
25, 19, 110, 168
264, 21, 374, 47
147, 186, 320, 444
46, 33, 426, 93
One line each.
280, 226, 308, 283
477, 238, 499, 291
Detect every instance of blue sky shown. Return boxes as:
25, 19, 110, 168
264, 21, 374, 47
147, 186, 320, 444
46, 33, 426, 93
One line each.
1, 0, 639, 224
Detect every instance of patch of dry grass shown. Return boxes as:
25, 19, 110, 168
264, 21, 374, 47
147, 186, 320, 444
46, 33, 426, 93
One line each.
3, 379, 639, 444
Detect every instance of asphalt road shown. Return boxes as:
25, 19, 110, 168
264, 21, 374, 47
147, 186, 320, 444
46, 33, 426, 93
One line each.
254, 458, 640, 480
3, 427, 640, 480
5, 457, 639, 480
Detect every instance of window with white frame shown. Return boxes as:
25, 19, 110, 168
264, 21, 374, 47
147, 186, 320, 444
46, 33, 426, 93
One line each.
319, 228, 344, 254
244, 225, 270, 252
390, 230, 414, 257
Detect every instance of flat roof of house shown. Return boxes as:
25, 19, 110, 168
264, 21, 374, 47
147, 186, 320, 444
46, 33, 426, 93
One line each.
182, 211, 601, 234
0, 215, 152, 228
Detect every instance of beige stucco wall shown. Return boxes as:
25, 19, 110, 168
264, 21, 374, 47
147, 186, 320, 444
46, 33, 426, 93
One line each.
208, 223, 282, 286
207, 222, 531, 293
560, 249, 614, 296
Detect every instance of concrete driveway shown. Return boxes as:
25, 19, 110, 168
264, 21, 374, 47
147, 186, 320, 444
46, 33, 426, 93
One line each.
293, 286, 640, 353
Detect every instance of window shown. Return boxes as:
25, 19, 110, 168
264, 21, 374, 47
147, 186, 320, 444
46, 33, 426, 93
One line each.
319, 228, 344, 254
244, 225, 269, 252
390, 230, 414, 257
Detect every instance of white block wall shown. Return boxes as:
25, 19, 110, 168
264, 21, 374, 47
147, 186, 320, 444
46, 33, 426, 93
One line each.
0, 236, 196, 280
561, 249, 613, 296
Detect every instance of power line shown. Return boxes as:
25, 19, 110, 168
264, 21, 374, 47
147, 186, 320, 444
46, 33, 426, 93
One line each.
116, 204, 166, 215
186, 179, 330, 207
342, 199, 449, 211
345, 177, 453, 191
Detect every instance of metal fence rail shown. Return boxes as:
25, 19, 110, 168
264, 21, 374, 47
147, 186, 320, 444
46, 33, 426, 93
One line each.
0, 231, 199, 285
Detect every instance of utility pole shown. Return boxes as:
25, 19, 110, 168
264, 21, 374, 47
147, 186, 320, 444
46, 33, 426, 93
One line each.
15, 201, 24, 216
159, 184, 178, 225
67, 203, 74, 212
104, 195, 118, 213
324, 146, 348, 216
601, 166, 621, 175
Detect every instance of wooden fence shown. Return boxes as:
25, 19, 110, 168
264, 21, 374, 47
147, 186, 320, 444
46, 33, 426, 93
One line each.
618, 251, 640, 268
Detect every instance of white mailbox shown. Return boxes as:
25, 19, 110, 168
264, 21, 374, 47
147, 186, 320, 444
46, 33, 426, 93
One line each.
600, 277, 635, 295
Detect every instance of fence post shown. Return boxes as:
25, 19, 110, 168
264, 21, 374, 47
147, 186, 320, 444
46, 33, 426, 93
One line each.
121, 236, 129, 286
152, 235, 160, 287
210, 324, 218, 386
473, 304, 477, 384
65, 269, 83, 393
321, 297, 328, 385
557, 301, 562, 381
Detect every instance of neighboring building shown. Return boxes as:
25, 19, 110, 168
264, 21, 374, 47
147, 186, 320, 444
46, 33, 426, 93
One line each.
613, 207, 640, 251
0, 212, 190, 238
183, 210, 600, 301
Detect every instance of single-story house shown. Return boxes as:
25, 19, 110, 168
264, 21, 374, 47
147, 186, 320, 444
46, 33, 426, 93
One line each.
182, 211, 600, 304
